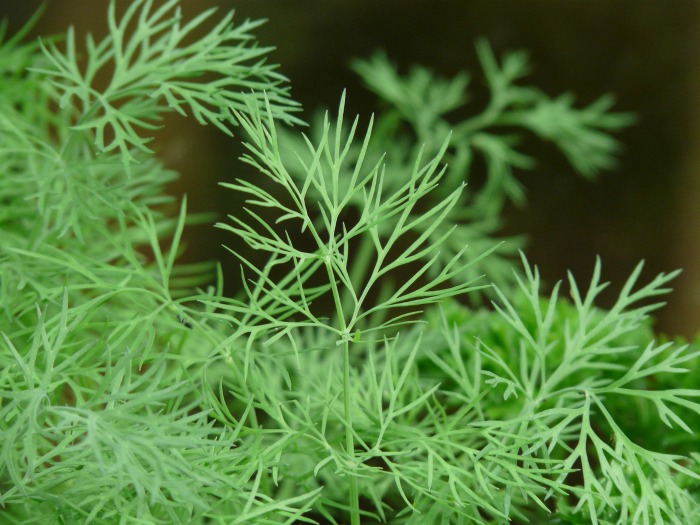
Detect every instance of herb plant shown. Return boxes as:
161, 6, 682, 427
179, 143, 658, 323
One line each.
1, 2, 699, 524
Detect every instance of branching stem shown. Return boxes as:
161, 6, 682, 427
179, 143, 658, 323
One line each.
343, 338, 361, 525
325, 256, 361, 524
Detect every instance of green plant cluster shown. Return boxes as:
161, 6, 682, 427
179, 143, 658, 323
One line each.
1, 2, 699, 524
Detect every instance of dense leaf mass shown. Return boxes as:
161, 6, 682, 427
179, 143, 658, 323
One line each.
1, 2, 698, 524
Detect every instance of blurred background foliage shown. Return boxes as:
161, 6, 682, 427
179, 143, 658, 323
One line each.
3, 0, 699, 338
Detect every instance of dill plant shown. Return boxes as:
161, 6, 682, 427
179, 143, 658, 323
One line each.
1, 2, 699, 524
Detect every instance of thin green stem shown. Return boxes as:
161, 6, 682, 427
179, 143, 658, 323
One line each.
325, 256, 360, 524
343, 338, 360, 525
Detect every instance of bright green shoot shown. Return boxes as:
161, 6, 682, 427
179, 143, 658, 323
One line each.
35, 0, 300, 172
217, 93, 489, 347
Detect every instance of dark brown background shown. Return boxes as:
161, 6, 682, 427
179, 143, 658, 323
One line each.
3, 1, 700, 337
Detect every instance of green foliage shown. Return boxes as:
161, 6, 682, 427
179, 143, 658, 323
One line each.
1, 2, 699, 525
277, 43, 633, 297
35, 0, 300, 173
